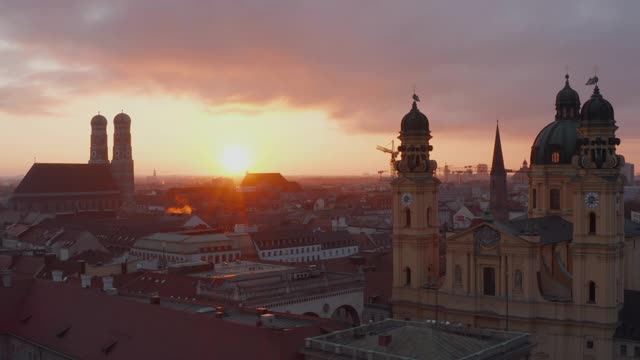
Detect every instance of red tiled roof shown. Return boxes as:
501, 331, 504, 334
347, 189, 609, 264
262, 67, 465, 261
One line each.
3, 278, 322, 360
13, 163, 119, 194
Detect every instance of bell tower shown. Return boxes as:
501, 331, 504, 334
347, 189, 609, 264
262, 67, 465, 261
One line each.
111, 112, 135, 207
571, 78, 624, 352
392, 93, 440, 314
89, 114, 108, 164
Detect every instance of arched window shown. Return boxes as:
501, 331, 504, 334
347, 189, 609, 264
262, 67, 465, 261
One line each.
550, 189, 561, 210
551, 152, 560, 163
589, 212, 596, 234
588, 281, 596, 303
454, 265, 462, 287
404, 267, 412, 286
427, 207, 432, 226
405, 208, 411, 227
483, 267, 496, 296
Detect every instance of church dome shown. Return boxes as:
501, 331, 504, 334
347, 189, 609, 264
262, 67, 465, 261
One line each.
530, 119, 580, 165
91, 114, 107, 126
554, 74, 580, 120
401, 101, 429, 134
114, 112, 131, 126
555, 75, 580, 107
581, 85, 615, 124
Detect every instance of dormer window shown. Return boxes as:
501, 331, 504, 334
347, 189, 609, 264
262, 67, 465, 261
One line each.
551, 152, 560, 163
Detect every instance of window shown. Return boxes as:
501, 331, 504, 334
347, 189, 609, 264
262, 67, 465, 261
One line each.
621, 344, 627, 356
454, 265, 462, 287
589, 212, 597, 234
550, 189, 561, 210
483, 267, 496, 296
551, 152, 560, 163
532, 189, 537, 209
588, 281, 596, 303
405, 208, 411, 227
427, 207, 432, 226
635, 346, 640, 357
586, 340, 594, 349
405, 267, 412, 286
514, 270, 523, 290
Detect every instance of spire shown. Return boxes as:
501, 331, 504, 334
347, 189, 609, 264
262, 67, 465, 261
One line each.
490, 121, 506, 175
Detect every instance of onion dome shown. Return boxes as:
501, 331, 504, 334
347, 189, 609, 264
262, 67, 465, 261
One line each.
400, 100, 429, 134
91, 114, 107, 126
530, 119, 580, 165
555, 74, 580, 120
114, 112, 131, 126
581, 84, 615, 125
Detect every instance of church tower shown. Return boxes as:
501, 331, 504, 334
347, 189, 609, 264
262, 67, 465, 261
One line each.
570, 79, 625, 352
89, 114, 109, 164
111, 112, 135, 207
490, 122, 508, 221
392, 94, 440, 317
529, 74, 581, 219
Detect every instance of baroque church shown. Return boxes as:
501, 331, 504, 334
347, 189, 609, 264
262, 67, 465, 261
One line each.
10, 113, 135, 213
391, 75, 639, 359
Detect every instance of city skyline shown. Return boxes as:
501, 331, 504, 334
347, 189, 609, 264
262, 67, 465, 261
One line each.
2, 1, 640, 176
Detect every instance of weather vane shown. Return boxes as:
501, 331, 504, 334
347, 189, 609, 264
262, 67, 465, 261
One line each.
412, 84, 420, 102
586, 65, 599, 86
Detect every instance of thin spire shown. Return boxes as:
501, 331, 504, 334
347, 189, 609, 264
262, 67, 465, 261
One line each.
490, 122, 506, 175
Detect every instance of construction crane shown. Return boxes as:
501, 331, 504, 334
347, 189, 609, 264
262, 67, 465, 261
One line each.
376, 140, 399, 177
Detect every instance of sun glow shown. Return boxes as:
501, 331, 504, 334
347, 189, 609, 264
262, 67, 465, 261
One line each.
221, 145, 251, 174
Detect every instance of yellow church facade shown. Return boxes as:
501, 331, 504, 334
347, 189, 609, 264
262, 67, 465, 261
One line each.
391, 76, 639, 359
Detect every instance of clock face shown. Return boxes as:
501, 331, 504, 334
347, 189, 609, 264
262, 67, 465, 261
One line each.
401, 193, 413, 207
584, 192, 599, 208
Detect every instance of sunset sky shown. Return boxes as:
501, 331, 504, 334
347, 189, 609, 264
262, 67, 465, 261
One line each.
1, 1, 640, 177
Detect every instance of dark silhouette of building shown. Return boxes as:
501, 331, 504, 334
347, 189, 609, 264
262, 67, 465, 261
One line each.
110, 113, 135, 206
490, 122, 507, 221
10, 113, 135, 213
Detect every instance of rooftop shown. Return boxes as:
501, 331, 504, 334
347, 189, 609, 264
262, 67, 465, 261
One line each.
302, 319, 531, 360
12, 163, 119, 195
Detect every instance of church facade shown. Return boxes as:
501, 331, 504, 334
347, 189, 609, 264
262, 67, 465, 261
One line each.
10, 113, 135, 213
391, 76, 636, 359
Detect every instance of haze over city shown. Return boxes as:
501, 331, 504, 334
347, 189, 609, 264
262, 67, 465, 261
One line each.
3, 2, 640, 360
2, 1, 640, 176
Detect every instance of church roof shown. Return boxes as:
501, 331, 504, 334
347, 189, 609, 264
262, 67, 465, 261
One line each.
505, 216, 573, 245
13, 163, 119, 195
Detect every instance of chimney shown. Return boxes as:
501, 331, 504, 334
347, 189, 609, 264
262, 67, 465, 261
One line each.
378, 334, 392, 347
44, 253, 56, 267
78, 260, 86, 275
51, 270, 64, 282
150, 295, 161, 305
102, 276, 114, 291
1, 269, 12, 288
80, 274, 92, 288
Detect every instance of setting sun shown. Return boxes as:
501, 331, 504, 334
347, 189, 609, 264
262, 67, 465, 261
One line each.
221, 145, 251, 174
